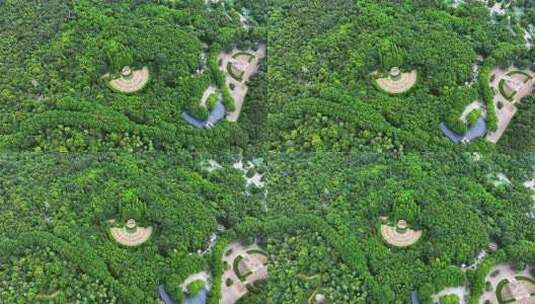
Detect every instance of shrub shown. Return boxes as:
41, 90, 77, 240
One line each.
479, 64, 498, 132
189, 105, 209, 121
233, 255, 251, 280
187, 280, 206, 297
206, 93, 219, 111
466, 109, 482, 127
495, 279, 509, 303
222, 88, 236, 112
232, 51, 255, 62
440, 294, 460, 304
498, 79, 516, 101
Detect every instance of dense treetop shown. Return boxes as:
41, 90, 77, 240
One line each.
0, 0, 534, 303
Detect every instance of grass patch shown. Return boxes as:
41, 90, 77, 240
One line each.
440, 294, 460, 304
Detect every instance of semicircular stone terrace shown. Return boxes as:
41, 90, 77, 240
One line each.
375, 68, 418, 94
380, 220, 422, 247
110, 219, 152, 247
108, 66, 150, 94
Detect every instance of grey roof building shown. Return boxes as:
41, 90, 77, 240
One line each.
440, 117, 487, 143
183, 101, 226, 129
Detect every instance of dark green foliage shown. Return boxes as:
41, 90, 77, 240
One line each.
499, 95, 535, 151
0, 153, 267, 303
467, 108, 482, 127
267, 153, 535, 303
1, 1, 534, 304
0, 0, 264, 153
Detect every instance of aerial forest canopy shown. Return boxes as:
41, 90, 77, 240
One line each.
265, 152, 535, 303
0, 0, 534, 304
1, 152, 533, 304
267, 0, 535, 153
0, 0, 267, 153
0, 0, 533, 153
0, 153, 269, 303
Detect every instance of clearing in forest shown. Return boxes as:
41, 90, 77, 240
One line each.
486, 67, 534, 143
220, 242, 268, 304
373, 67, 418, 95
479, 264, 535, 304
106, 66, 150, 94
380, 219, 422, 248
219, 44, 266, 122
110, 219, 152, 247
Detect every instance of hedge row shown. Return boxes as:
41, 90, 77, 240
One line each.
479, 61, 498, 132
208, 44, 235, 112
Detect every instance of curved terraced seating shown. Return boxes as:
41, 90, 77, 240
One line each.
375, 68, 417, 94
381, 220, 422, 247
110, 219, 152, 247
108, 66, 150, 93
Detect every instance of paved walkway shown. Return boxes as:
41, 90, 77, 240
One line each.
486, 67, 534, 143
462, 250, 487, 272
479, 264, 534, 304
220, 242, 268, 304
432, 287, 469, 304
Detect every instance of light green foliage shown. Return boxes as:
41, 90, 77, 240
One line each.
443, 86, 478, 134
105, 39, 134, 70
378, 39, 405, 70
440, 294, 460, 304
467, 109, 482, 127
187, 280, 206, 296
0, 0, 266, 153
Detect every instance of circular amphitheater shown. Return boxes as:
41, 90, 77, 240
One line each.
380, 220, 422, 247
108, 66, 150, 93
110, 219, 152, 247
374, 67, 417, 94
